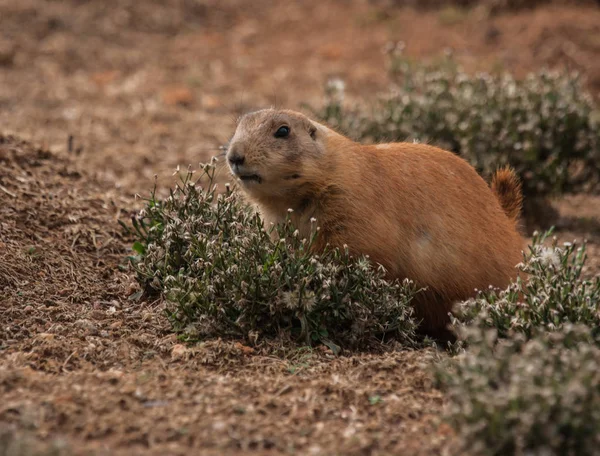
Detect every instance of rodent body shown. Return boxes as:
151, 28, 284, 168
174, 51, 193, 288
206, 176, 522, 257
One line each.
226, 109, 525, 334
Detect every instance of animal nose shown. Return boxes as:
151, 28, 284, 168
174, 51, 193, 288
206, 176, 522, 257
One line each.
227, 151, 245, 166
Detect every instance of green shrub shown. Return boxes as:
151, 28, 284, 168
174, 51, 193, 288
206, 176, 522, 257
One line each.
452, 229, 600, 342
438, 231, 600, 454
127, 163, 419, 350
436, 324, 600, 456
382, 0, 598, 13
317, 57, 600, 200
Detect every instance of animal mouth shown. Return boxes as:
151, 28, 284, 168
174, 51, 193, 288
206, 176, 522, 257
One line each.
238, 173, 262, 184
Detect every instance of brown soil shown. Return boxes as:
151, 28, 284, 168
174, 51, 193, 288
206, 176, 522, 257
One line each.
1, 1, 599, 454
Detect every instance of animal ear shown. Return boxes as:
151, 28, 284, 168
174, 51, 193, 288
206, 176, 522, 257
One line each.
307, 122, 317, 140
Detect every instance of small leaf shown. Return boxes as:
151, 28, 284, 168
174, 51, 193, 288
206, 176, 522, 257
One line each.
132, 241, 146, 255
368, 395, 382, 405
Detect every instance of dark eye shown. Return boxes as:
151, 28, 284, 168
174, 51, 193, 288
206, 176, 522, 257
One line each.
274, 126, 290, 138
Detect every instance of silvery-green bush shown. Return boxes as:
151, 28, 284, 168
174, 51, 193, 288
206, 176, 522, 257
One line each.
453, 230, 600, 342
318, 56, 600, 199
437, 231, 600, 455
127, 163, 419, 350
436, 324, 600, 456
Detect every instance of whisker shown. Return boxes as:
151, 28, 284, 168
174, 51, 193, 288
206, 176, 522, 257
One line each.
227, 112, 239, 125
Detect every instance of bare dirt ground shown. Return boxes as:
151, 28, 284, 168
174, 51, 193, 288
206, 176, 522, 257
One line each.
1, 1, 600, 454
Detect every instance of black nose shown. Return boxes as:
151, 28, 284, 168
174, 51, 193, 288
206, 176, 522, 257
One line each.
228, 152, 245, 166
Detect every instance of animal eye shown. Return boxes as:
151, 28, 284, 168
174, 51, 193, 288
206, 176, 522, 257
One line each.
274, 126, 290, 138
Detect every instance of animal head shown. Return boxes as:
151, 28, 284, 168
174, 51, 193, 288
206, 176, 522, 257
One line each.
225, 109, 326, 200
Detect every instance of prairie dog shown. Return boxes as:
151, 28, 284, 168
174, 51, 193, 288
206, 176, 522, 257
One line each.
226, 109, 524, 334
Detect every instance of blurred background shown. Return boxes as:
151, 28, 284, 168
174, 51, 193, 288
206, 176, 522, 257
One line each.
1, 0, 599, 192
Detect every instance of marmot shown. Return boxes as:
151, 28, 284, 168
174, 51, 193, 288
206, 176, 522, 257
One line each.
226, 109, 525, 336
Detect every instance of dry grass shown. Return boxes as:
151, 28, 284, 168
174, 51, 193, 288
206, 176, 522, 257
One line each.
0, 135, 449, 454
2, 346, 448, 455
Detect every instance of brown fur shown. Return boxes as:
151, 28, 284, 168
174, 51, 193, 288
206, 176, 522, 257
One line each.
226, 109, 525, 333
491, 166, 523, 223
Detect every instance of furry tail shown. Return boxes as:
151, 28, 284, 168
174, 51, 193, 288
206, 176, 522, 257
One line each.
491, 167, 523, 222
